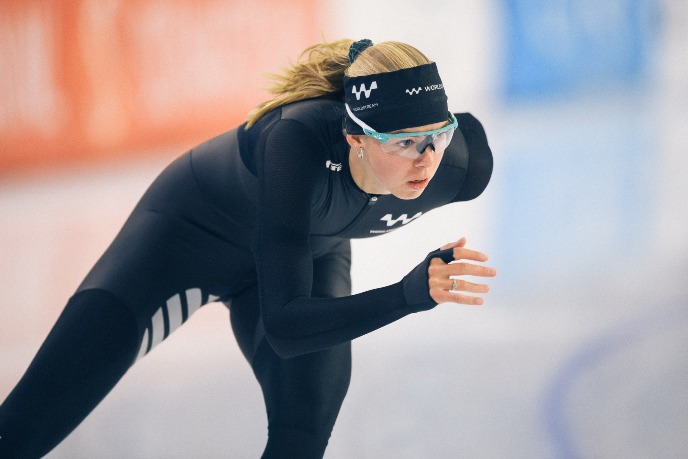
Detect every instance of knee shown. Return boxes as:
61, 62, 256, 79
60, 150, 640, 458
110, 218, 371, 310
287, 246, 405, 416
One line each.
255, 341, 352, 433
262, 424, 331, 459
263, 364, 350, 459
47, 289, 140, 368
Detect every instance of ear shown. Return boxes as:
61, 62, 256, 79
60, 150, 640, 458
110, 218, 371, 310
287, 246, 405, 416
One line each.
346, 134, 365, 149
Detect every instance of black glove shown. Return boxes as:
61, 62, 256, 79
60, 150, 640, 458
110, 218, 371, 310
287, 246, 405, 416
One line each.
402, 248, 455, 311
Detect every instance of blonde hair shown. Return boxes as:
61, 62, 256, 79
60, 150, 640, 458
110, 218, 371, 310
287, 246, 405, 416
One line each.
246, 39, 432, 128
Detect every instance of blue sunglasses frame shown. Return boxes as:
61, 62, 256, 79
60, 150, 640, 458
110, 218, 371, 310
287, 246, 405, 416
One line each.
345, 104, 458, 143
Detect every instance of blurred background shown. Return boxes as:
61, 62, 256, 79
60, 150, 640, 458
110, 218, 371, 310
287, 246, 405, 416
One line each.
1, 0, 686, 457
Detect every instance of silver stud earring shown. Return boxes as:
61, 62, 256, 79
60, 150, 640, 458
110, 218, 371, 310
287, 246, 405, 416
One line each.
357, 148, 364, 158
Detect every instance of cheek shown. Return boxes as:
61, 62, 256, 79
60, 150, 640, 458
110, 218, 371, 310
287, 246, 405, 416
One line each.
431, 151, 445, 171
368, 154, 407, 183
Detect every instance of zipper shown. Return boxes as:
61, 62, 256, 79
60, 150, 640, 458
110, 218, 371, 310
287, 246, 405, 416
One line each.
331, 194, 379, 236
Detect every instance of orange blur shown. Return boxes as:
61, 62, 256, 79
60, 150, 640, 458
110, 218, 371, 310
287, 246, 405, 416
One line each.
0, 0, 321, 176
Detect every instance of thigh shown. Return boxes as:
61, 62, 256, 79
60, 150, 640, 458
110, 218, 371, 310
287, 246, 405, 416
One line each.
230, 237, 353, 432
77, 153, 257, 358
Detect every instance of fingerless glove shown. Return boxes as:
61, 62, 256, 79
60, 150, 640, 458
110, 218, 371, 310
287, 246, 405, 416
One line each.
401, 248, 455, 311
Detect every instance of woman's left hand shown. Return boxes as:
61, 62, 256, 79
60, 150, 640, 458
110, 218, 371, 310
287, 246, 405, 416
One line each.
428, 237, 496, 305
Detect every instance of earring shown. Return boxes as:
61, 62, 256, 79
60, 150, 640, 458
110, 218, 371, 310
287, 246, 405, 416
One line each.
357, 148, 364, 158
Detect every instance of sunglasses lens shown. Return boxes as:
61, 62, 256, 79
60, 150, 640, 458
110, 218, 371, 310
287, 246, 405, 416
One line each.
377, 127, 455, 157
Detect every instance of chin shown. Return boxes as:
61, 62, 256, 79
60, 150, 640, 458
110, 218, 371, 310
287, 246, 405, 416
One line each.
393, 189, 425, 200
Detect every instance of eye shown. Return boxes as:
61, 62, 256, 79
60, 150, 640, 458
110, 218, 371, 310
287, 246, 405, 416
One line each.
432, 131, 446, 141
394, 137, 419, 149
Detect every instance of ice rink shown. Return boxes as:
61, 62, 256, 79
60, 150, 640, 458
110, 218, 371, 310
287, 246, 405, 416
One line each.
0, 148, 686, 458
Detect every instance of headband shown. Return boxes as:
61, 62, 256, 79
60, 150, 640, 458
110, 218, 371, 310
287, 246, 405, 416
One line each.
343, 62, 449, 134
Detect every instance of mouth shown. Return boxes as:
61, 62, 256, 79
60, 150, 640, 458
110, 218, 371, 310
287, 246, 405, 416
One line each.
407, 178, 429, 190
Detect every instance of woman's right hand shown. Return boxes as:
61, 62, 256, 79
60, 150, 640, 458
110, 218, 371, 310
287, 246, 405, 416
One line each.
428, 237, 496, 305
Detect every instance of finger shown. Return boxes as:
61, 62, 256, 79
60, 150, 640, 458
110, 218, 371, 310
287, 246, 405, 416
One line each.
431, 289, 485, 306
452, 246, 490, 262
448, 293, 484, 306
428, 258, 497, 278
446, 262, 497, 278
428, 276, 490, 294
446, 278, 490, 294
440, 236, 467, 251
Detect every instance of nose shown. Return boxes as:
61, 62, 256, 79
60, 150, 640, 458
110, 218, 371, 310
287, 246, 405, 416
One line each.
414, 144, 437, 167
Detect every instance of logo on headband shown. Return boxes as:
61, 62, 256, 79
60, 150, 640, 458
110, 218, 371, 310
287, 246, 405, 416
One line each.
352, 81, 378, 100
405, 84, 444, 96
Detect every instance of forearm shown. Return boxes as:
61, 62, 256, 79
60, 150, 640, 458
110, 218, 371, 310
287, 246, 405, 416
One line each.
262, 282, 420, 358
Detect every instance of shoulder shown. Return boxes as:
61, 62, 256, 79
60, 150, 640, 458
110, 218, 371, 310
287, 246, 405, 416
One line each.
443, 112, 491, 166
243, 97, 345, 157
254, 99, 346, 177
451, 113, 493, 202
261, 98, 347, 163
455, 112, 490, 155
280, 97, 344, 126
455, 113, 489, 144
277, 97, 346, 147
247, 97, 344, 139
247, 97, 345, 155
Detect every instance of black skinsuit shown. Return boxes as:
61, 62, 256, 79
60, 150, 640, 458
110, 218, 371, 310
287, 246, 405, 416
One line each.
0, 97, 493, 458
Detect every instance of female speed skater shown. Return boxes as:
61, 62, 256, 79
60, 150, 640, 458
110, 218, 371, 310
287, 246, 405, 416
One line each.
0, 38, 495, 458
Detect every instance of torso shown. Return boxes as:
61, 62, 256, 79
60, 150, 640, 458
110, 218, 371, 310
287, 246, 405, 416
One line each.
188, 97, 471, 244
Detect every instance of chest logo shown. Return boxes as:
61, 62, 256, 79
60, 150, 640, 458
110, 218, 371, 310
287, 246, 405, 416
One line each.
380, 212, 423, 227
325, 160, 342, 172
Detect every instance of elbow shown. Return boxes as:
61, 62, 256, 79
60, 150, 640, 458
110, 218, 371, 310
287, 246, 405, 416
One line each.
261, 316, 301, 359
269, 340, 300, 359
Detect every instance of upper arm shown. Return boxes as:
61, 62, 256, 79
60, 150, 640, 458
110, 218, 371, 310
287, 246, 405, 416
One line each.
253, 119, 325, 325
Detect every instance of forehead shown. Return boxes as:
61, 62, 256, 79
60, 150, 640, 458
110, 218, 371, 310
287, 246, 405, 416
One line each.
390, 119, 449, 134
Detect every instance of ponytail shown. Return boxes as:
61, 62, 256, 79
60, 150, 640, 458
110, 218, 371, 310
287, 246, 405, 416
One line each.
245, 39, 432, 128
246, 39, 353, 128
